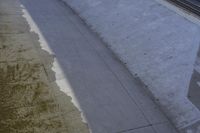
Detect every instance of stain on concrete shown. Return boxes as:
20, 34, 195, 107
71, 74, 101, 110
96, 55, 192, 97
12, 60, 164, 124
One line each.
188, 44, 200, 110
188, 70, 200, 109
0, 0, 89, 132
186, 47, 200, 132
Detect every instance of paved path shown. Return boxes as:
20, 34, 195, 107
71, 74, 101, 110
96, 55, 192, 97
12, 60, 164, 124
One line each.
1, 0, 178, 132
19, 0, 179, 132
62, 0, 200, 130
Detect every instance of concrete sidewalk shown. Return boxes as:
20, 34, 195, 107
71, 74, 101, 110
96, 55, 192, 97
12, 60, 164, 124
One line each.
61, 0, 200, 132
19, 0, 178, 132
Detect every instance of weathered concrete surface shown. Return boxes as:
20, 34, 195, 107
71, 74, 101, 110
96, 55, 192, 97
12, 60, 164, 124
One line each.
0, 0, 89, 132
61, 0, 200, 132
19, 0, 179, 132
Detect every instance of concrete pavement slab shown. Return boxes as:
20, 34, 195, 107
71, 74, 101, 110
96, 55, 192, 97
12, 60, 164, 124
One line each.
20, 0, 178, 132
62, 0, 200, 131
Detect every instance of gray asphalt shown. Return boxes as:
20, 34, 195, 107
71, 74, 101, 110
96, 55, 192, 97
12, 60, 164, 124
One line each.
19, 0, 179, 132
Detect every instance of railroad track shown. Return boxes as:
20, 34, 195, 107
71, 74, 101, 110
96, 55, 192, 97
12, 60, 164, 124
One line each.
168, 0, 200, 15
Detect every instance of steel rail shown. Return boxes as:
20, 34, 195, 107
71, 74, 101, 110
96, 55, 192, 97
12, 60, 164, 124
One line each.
168, 0, 200, 15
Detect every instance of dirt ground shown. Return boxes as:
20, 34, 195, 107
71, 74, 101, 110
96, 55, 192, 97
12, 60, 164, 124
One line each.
0, 0, 89, 132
